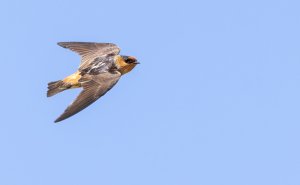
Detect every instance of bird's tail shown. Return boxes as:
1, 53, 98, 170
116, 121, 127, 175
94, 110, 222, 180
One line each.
47, 72, 82, 97
47, 80, 69, 97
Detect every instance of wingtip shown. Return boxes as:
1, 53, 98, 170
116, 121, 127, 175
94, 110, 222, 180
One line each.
54, 118, 62, 123
54, 113, 65, 123
57, 42, 67, 48
54, 113, 69, 123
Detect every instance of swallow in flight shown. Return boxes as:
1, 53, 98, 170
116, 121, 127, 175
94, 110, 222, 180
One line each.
47, 42, 139, 123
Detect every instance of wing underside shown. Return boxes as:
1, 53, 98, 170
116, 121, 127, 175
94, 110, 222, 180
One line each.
54, 72, 121, 123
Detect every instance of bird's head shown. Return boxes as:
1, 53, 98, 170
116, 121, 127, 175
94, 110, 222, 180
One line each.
116, 55, 139, 75
122, 56, 140, 65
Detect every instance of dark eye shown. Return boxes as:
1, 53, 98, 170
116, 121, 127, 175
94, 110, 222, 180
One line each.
126, 59, 133, 63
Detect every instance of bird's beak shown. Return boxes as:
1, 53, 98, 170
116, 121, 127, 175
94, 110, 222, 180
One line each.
134, 61, 140, 64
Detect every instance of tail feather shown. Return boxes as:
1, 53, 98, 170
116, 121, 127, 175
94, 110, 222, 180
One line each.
47, 80, 67, 97
47, 72, 82, 97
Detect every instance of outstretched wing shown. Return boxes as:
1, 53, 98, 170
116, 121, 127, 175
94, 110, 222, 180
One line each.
58, 42, 120, 70
54, 72, 121, 123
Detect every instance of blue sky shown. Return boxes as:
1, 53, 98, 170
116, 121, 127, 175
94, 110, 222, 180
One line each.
1, 0, 300, 184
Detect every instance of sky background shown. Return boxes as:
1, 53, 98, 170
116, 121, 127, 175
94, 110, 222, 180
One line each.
0, 0, 300, 184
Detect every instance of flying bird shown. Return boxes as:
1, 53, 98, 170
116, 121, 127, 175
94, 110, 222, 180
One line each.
47, 42, 139, 123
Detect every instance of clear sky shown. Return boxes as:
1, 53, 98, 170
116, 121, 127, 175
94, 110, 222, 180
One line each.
1, 0, 300, 184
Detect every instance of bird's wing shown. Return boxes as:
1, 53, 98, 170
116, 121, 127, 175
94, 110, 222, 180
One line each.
54, 71, 121, 123
57, 42, 120, 70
